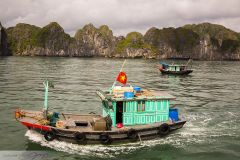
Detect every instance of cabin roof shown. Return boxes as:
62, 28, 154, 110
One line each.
96, 89, 175, 102
160, 62, 187, 67
168, 64, 187, 67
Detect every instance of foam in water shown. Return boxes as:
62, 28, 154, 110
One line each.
25, 130, 146, 157
24, 111, 239, 157
24, 128, 203, 158
25, 130, 195, 157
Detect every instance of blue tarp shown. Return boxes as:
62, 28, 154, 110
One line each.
159, 62, 169, 68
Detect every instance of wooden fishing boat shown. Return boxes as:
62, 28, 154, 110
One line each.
158, 61, 193, 75
15, 62, 186, 145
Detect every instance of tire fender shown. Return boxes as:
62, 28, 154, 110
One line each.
44, 131, 56, 141
127, 129, 138, 140
99, 133, 112, 145
74, 132, 86, 143
158, 123, 170, 136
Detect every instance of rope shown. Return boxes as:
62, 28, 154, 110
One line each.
138, 133, 142, 143
19, 110, 49, 127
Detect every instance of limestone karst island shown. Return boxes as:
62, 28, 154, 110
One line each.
1, 22, 240, 60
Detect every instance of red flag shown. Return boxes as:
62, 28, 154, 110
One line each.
116, 72, 127, 85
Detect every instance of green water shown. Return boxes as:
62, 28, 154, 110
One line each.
0, 57, 239, 160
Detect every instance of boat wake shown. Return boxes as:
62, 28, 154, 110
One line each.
25, 111, 240, 157
24, 128, 203, 157
25, 130, 147, 157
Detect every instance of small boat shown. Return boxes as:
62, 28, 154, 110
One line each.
158, 60, 193, 75
15, 61, 186, 145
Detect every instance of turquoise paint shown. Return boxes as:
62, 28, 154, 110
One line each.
123, 112, 134, 125
121, 100, 170, 126
43, 80, 49, 111
112, 102, 116, 126
102, 96, 171, 126
102, 103, 108, 117
102, 101, 117, 126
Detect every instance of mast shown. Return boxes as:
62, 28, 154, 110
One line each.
43, 80, 49, 118
43, 80, 54, 118
185, 59, 192, 66
185, 59, 192, 69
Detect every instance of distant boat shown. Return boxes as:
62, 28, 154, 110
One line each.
158, 60, 193, 75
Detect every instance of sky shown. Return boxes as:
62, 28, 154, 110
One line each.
0, 0, 240, 36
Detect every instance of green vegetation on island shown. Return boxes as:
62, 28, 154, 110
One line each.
1, 21, 240, 60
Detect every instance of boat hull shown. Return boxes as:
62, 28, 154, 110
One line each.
52, 121, 186, 145
16, 110, 186, 145
23, 120, 186, 145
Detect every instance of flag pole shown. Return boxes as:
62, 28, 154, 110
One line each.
110, 59, 127, 93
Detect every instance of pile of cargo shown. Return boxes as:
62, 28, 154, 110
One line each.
112, 85, 142, 98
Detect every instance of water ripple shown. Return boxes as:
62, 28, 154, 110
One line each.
0, 57, 240, 159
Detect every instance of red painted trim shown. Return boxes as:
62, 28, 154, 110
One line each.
21, 121, 51, 131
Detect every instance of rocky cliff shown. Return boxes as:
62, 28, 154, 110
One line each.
144, 23, 240, 60
0, 22, 9, 56
113, 32, 156, 58
73, 24, 116, 57
7, 22, 73, 56
183, 23, 240, 60
6, 22, 117, 57
4, 22, 240, 60
144, 27, 200, 59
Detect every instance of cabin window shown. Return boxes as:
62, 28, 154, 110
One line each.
137, 101, 145, 112
142, 101, 145, 111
